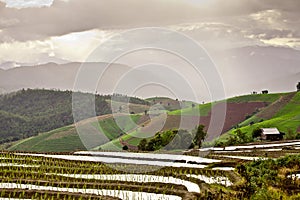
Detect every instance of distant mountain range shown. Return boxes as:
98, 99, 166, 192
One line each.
0, 46, 299, 101
0, 62, 132, 95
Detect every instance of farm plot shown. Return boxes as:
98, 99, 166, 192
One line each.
0, 152, 238, 199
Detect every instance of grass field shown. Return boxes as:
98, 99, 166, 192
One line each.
168, 103, 212, 116
92, 115, 141, 140
226, 93, 284, 103
9, 126, 86, 152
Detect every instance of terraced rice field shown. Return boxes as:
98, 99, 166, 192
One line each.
2, 139, 300, 199
0, 151, 238, 199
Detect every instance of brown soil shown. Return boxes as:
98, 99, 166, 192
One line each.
132, 102, 267, 142
163, 102, 265, 137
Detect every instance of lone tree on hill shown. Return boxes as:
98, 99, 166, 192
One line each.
297, 82, 300, 92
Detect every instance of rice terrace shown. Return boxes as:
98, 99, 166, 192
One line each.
1, 0, 300, 199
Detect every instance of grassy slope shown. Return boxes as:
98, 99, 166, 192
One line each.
228, 92, 300, 138
146, 97, 197, 111
91, 115, 141, 140
9, 126, 86, 152
168, 103, 211, 116
9, 115, 142, 152
227, 93, 283, 103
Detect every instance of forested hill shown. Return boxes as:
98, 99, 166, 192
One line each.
0, 89, 116, 144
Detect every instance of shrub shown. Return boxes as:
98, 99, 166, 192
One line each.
252, 128, 262, 138
284, 129, 297, 140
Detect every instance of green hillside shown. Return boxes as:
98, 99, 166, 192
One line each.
0, 89, 112, 144
168, 103, 211, 116
215, 92, 300, 146
9, 114, 144, 152
146, 97, 196, 111
0, 89, 151, 145
9, 126, 86, 152
237, 92, 300, 133
0, 110, 28, 143
227, 93, 283, 103
6, 91, 300, 152
92, 115, 141, 140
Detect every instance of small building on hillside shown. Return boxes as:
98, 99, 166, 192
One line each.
261, 128, 284, 141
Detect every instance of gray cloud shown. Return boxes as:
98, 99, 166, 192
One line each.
0, 0, 298, 42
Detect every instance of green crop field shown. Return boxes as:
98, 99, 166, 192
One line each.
9, 126, 86, 152
168, 103, 212, 116
92, 115, 141, 140
227, 93, 284, 103
233, 92, 300, 135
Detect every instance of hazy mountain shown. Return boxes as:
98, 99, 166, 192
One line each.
0, 62, 133, 94
0, 56, 70, 70
0, 62, 21, 70
0, 46, 299, 99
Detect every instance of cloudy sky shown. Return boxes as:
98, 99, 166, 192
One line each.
0, 0, 299, 65
0, 0, 299, 100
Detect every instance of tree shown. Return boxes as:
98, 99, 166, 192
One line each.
235, 129, 248, 143
146, 140, 155, 151
193, 125, 207, 147
138, 139, 147, 151
297, 82, 300, 92
252, 128, 262, 138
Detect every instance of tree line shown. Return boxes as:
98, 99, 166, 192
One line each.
137, 125, 207, 151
